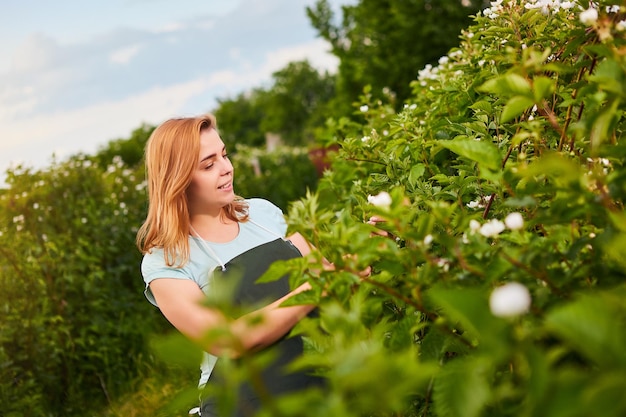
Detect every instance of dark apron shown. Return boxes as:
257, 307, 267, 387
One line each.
200, 238, 324, 417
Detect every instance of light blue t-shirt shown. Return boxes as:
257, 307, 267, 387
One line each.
140, 198, 288, 386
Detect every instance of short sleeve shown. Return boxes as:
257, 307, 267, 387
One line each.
141, 248, 192, 306
247, 198, 287, 237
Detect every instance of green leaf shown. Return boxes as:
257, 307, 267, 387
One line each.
149, 332, 203, 369
433, 356, 492, 417
501, 95, 535, 123
408, 163, 426, 186
521, 152, 582, 186
478, 73, 532, 97
545, 288, 626, 368
590, 99, 620, 151
603, 232, 626, 269
470, 100, 493, 113
437, 137, 501, 171
533, 76, 555, 102
588, 58, 626, 95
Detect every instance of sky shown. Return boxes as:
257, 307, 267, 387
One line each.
0, 0, 352, 185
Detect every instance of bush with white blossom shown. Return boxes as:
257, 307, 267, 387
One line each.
283, 1, 626, 416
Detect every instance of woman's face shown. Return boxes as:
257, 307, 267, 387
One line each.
187, 127, 235, 215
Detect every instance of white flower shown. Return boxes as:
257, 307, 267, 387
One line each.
479, 219, 505, 237
360, 105, 369, 112
504, 212, 524, 230
617, 20, 626, 32
367, 191, 392, 208
436, 258, 450, 272
580, 8, 598, 25
489, 282, 531, 318
606, 5, 620, 14
361, 135, 370, 142
423, 234, 433, 245
469, 219, 481, 233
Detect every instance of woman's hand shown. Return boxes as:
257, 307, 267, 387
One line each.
366, 216, 390, 238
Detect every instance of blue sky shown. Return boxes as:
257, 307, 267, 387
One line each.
0, 0, 351, 183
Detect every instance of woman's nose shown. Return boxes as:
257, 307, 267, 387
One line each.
221, 156, 233, 174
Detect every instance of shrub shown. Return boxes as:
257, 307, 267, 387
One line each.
0, 155, 160, 416
265, 1, 626, 416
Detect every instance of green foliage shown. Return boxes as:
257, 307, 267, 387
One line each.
307, 0, 488, 115
230, 144, 320, 211
94, 124, 155, 168
269, 1, 625, 416
214, 60, 336, 147
214, 90, 267, 147
258, 61, 337, 146
0, 154, 164, 416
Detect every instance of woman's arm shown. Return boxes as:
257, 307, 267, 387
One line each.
150, 275, 315, 358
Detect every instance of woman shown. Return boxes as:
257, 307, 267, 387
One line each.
136, 114, 327, 416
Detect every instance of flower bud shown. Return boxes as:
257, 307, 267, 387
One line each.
479, 219, 505, 237
367, 191, 392, 208
504, 212, 524, 230
489, 282, 531, 318
580, 8, 598, 25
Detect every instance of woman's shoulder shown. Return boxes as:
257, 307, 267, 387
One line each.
246, 198, 283, 216
244, 198, 287, 235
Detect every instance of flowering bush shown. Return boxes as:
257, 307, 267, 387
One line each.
268, 1, 626, 416
0, 155, 156, 415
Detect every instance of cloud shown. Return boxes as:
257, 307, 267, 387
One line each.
110, 44, 142, 65
263, 39, 338, 74
9, 33, 61, 72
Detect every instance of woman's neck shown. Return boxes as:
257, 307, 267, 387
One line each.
189, 210, 239, 243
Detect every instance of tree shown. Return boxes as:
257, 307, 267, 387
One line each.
257, 60, 336, 146
94, 123, 155, 168
214, 90, 266, 148
307, 0, 488, 114
213, 60, 335, 148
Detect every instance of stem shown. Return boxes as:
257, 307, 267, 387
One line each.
344, 157, 388, 166
568, 49, 598, 151
482, 193, 497, 219
500, 251, 562, 296
453, 245, 486, 278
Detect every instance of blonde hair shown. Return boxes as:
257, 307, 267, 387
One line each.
136, 114, 249, 266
